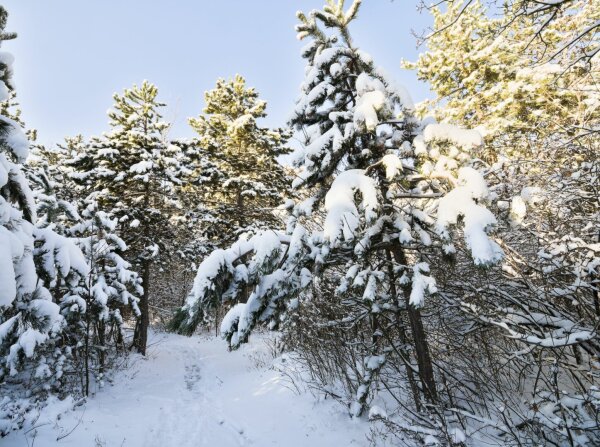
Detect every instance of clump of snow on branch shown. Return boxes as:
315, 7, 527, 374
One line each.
410, 263, 438, 308
381, 154, 403, 180
436, 167, 503, 265
324, 169, 378, 245
353, 74, 387, 131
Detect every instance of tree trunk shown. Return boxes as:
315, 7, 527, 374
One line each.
385, 249, 422, 411
405, 302, 438, 403
236, 189, 245, 229
134, 259, 151, 355
98, 320, 106, 374
390, 242, 438, 403
84, 312, 90, 397
379, 168, 438, 404
215, 304, 220, 337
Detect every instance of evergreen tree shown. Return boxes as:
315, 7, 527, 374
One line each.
66, 199, 142, 395
0, 6, 88, 420
27, 144, 80, 233
27, 135, 144, 398
68, 81, 181, 355
404, 0, 599, 147
186, 75, 290, 246
175, 0, 501, 428
169, 76, 292, 330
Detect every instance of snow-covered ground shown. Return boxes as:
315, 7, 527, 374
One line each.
3, 332, 371, 447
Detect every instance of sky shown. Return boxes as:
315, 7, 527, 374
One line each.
2, 0, 433, 146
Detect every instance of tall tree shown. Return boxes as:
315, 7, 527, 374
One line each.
0, 5, 88, 415
187, 75, 290, 247
66, 199, 142, 396
68, 81, 181, 355
28, 136, 143, 397
405, 0, 598, 145
175, 0, 501, 429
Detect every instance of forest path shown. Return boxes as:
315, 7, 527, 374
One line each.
4, 332, 369, 447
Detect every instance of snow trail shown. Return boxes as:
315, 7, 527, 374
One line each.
3, 332, 369, 447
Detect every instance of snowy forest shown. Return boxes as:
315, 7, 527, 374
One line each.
0, 0, 598, 445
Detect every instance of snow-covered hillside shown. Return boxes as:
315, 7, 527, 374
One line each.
2, 332, 372, 447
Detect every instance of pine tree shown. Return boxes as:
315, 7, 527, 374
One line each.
175, 0, 502, 425
187, 75, 290, 247
0, 6, 88, 420
68, 81, 181, 355
404, 0, 599, 147
27, 144, 80, 233
66, 199, 142, 395
169, 76, 291, 330
27, 134, 144, 397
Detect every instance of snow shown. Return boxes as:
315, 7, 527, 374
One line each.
330, 62, 342, 77
0, 315, 18, 343
423, 123, 483, 149
366, 355, 385, 370
374, 66, 415, 111
450, 427, 466, 444
0, 228, 17, 306
4, 332, 372, 447
381, 154, 403, 180
34, 227, 90, 279
0, 81, 8, 103
0, 156, 8, 188
7, 310, 62, 375
436, 168, 503, 266
412, 134, 427, 156
9, 166, 37, 222
510, 195, 527, 223
516, 63, 562, 82
353, 73, 387, 131
523, 330, 596, 348
510, 186, 544, 223
520, 186, 543, 204
324, 169, 378, 245
0, 116, 29, 162
409, 263, 437, 307
0, 51, 14, 102
16, 328, 48, 358
130, 160, 154, 174
220, 302, 245, 336
368, 405, 387, 420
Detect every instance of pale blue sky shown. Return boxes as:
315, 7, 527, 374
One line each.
2, 1, 432, 145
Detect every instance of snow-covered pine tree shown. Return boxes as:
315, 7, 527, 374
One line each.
404, 0, 599, 146
27, 134, 143, 397
0, 7, 89, 432
140, 138, 216, 325
187, 75, 290, 247
67, 81, 181, 355
65, 198, 141, 395
175, 0, 502, 429
168, 76, 291, 330
27, 144, 80, 234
